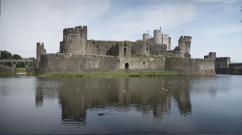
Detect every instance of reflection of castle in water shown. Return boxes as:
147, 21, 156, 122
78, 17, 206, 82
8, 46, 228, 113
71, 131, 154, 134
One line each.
35, 78, 192, 125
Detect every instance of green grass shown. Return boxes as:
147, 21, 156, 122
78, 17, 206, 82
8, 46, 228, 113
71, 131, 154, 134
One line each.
38, 70, 179, 78
0, 72, 15, 77
16, 68, 26, 72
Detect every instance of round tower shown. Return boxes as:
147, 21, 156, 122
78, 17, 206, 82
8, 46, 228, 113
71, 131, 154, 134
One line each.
154, 30, 162, 44
143, 33, 150, 41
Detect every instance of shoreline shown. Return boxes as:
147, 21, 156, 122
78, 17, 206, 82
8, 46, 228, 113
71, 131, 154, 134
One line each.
37, 71, 179, 78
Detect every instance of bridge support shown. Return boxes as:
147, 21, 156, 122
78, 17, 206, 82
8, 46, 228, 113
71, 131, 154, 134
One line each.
23, 61, 30, 68
0, 59, 33, 73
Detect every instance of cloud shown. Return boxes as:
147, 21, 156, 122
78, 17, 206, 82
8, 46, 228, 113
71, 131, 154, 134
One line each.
197, 0, 239, 4
0, 0, 112, 57
195, 24, 242, 37
0, 0, 241, 62
90, 3, 197, 41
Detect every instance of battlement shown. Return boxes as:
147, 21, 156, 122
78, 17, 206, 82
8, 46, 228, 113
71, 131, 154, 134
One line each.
216, 57, 231, 60
179, 36, 192, 41
37, 42, 44, 47
143, 33, 151, 41
63, 25, 87, 35
63, 25, 87, 41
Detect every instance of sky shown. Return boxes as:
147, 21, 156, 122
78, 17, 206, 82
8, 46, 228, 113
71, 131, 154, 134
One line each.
0, 0, 242, 62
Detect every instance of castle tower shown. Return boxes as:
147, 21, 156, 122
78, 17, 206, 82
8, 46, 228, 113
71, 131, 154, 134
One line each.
162, 34, 171, 50
153, 30, 162, 44
143, 33, 151, 41
119, 41, 131, 57
208, 52, 216, 60
36, 42, 46, 68
178, 36, 192, 58
61, 25, 87, 55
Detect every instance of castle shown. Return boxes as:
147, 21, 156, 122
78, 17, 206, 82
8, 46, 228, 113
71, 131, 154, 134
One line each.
37, 25, 215, 75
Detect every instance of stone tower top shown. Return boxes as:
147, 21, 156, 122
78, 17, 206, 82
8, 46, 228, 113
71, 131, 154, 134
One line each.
179, 36, 192, 42
63, 25, 87, 41
178, 36, 192, 58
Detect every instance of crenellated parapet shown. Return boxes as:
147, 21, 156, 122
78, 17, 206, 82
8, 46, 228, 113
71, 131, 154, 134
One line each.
63, 26, 87, 41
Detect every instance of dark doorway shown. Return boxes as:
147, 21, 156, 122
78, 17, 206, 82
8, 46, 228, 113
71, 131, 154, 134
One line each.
125, 63, 129, 70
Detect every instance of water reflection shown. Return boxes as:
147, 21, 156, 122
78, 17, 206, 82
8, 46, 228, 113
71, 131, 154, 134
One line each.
35, 78, 195, 125
35, 79, 59, 106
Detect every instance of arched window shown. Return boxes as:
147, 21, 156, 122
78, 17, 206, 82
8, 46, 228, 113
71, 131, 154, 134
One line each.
125, 63, 129, 70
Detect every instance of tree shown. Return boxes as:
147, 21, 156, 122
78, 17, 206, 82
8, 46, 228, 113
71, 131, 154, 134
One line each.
0, 50, 12, 59
12, 54, 22, 59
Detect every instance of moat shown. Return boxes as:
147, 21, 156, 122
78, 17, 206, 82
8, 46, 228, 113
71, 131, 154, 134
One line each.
1, 75, 242, 134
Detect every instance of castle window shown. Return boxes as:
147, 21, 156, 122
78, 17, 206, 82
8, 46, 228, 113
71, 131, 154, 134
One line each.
124, 43, 126, 47
124, 48, 127, 56
143, 61, 145, 65
97, 45, 98, 48
93, 41, 95, 44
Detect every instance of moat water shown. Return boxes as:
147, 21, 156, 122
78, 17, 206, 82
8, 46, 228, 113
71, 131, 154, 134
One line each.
0, 75, 242, 134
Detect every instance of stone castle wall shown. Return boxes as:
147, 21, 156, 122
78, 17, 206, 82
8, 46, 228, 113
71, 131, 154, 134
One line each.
37, 25, 215, 75
86, 40, 120, 56
39, 54, 165, 72
119, 56, 165, 70
131, 41, 150, 56
165, 57, 215, 75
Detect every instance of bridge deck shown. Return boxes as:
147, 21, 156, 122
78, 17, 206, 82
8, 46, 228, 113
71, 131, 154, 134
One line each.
0, 59, 32, 63
0, 59, 34, 68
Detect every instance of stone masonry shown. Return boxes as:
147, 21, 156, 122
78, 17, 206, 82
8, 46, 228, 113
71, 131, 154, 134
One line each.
37, 25, 215, 75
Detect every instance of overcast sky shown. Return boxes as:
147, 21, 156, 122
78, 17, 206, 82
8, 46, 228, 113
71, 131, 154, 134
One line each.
0, 0, 242, 61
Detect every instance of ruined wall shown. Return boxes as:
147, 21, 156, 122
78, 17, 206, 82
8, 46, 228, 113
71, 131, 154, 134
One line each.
149, 44, 167, 55
118, 41, 132, 57
162, 34, 171, 50
86, 40, 120, 56
215, 57, 230, 69
131, 41, 149, 56
39, 54, 120, 72
215, 57, 231, 74
165, 57, 215, 75
119, 56, 165, 70
229, 63, 242, 75
84, 40, 131, 57
141, 39, 167, 56
39, 54, 165, 73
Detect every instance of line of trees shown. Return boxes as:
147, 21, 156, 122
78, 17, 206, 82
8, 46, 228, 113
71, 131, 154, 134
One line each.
0, 50, 36, 68
0, 50, 22, 59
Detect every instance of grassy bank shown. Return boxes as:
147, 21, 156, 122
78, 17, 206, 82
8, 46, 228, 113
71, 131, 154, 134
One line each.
0, 72, 15, 77
16, 68, 26, 72
38, 70, 178, 78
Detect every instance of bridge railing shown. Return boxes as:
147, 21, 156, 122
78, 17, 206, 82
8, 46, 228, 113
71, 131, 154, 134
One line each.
0, 58, 33, 63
